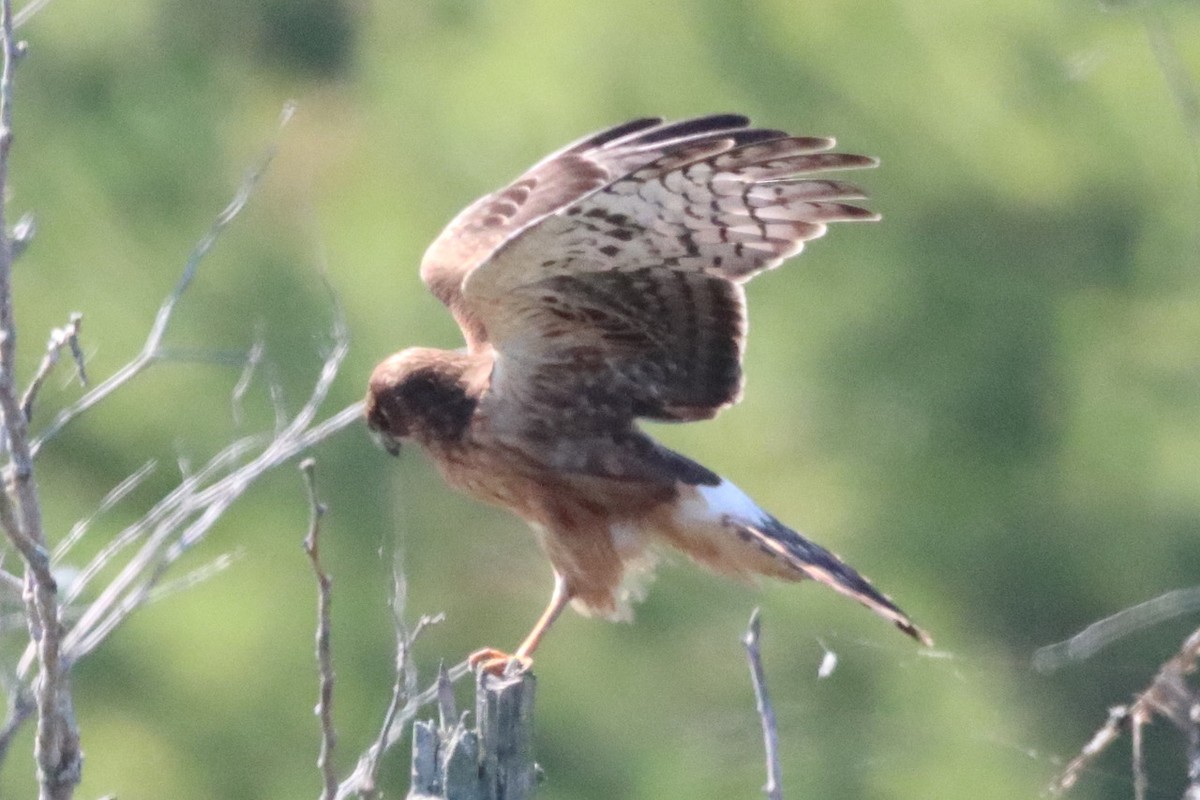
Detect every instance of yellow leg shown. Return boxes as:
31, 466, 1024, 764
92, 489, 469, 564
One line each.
470, 573, 571, 676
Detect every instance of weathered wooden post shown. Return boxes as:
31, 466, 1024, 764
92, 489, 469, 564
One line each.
408, 669, 538, 800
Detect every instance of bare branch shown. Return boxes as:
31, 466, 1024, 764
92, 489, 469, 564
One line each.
29, 103, 296, 458
1054, 704, 1129, 795
9, 200, 356, 673
291, 472, 481, 800
0, 3, 79, 794
56, 397, 361, 667
0, 685, 33, 765
1052, 625, 1200, 796
144, 549, 240, 604
3, 321, 357, 781
742, 608, 783, 800
20, 313, 86, 424
334, 597, 463, 800
1187, 705, 1200, 800
52, 460, 157, 564
230, 332, 265, 427
12, 0, 51, 29
1132, 705, 1147, 800
1034, 586, 1200, 673
0, 99, 354, 698
52, 443, 252, 621
335, 610, 445, 797
301, 458, 338, 800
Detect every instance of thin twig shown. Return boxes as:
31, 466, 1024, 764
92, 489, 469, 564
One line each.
57, 397, 361, 666
0, 685, 33, 764
362, 562, 414, 799
3, 100, 352, 686
1034, 586, 1200, 673
332, 580, 458, 800
333, 665, 471, 800
20, 313, 85, 423
230, 333, 265, 427
1131, 705, 1147, 800
1054, 704, 1130, 795
30, 103, 296, 458
1052, 625, 1200, 795
0, 5, 79, 797
335, 555, 436, 800
1187, 702, 1200, 800
55, 444, 251, 618
144, 550, 240, 604
52, 460, 157, 564
743, 608, 783, 800
1139, 4, 1200, 279
12, 0, 50, 29
301, 458, 338, 800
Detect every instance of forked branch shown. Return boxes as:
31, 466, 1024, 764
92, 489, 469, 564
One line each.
0, 1, 79, 795
743, 608, 783, 800
302, 458, 339, 800
1052, 624, 1200, 799
0, 50, 359, 799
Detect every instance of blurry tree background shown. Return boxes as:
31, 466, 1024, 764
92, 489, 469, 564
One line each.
1, 0, 1199, 798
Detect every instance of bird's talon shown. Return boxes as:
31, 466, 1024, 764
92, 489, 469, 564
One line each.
469, 647, 532, 676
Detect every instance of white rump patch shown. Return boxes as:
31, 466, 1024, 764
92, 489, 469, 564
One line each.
668, 478, 781, 582
692, 479, 771, 526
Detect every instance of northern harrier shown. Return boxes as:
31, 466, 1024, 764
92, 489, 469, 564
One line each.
367, 115, 930, 673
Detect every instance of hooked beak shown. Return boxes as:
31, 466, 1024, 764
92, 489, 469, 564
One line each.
370, 428, 402, 457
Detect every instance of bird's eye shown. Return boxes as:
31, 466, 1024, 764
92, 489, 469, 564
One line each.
366, 404, 389, 432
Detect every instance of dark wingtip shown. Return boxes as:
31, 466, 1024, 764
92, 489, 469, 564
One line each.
617, 114, 752, 147
727, 128, 790, 145
582, 117, 664, 149
898, 619, 934, 648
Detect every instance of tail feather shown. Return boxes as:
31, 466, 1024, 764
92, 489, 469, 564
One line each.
737, 515, 932, 646
674, 479, 931, 646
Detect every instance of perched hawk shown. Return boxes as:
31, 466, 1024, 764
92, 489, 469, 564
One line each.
367, 115, 930, 672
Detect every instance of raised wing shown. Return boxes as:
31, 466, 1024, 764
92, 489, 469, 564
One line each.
420, 115, 781, 348
455, 117, 878, 453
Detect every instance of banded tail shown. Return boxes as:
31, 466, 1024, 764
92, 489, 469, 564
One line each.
670, 479, 932, 646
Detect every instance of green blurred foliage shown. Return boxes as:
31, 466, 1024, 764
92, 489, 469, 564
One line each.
0, 0, 1198, 797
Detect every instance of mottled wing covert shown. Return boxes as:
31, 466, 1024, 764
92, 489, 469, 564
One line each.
458, 118, 878, 446
420, 115, 765, 348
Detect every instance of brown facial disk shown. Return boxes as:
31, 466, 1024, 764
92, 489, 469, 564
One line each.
365, 348, 480, 453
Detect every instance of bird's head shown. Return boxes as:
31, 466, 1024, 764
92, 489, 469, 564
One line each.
365, 347, 480, 455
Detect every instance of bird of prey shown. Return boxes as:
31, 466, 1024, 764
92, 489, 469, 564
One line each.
366, 114, 930, 673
